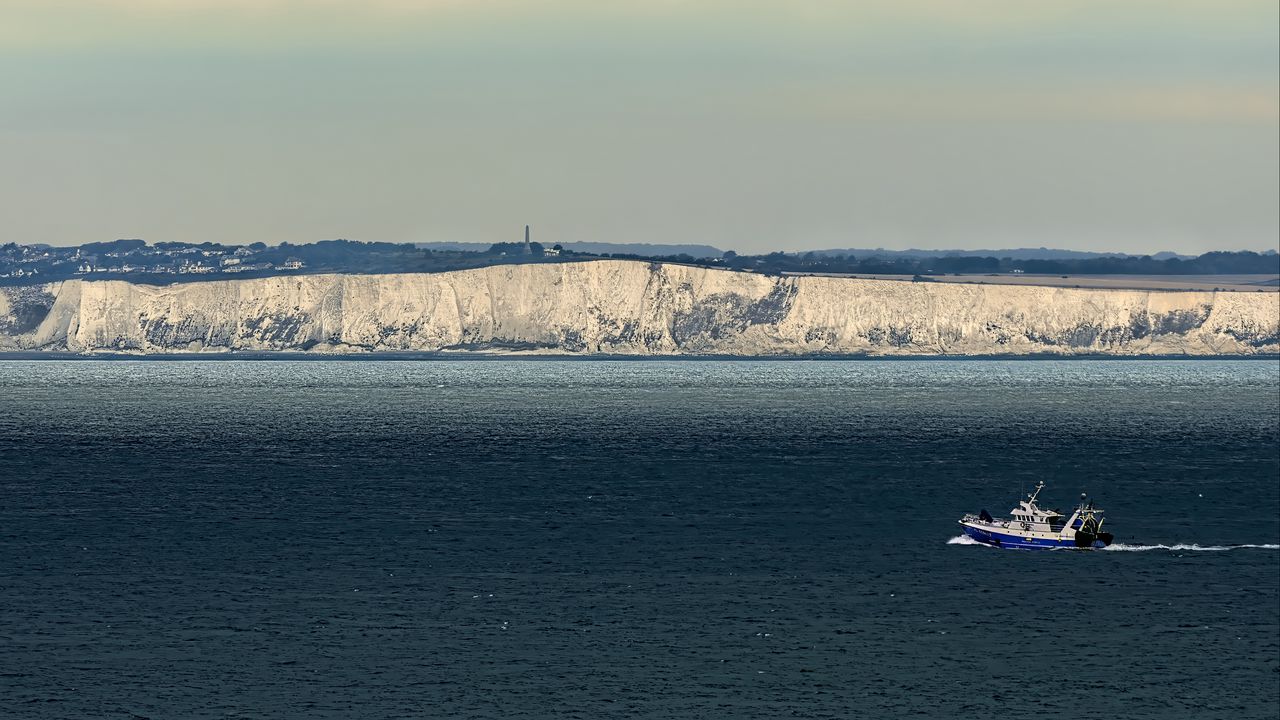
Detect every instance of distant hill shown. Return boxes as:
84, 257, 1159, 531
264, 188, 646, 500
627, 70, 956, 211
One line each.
413, 242, 493, 252
801, 247, 1197, 261
417, 241, 724, 257
562, 242, 724, 257
4, 237, 1274, 288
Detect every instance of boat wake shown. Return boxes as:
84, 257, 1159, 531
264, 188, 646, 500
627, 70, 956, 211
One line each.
946, 535, 1278, 551
1102, 542, 1280, 552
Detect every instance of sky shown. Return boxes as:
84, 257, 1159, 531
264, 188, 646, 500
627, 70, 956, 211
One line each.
2, 1, 1277, 254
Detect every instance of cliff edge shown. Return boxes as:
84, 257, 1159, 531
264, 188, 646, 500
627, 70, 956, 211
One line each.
1, 261, 1276, 355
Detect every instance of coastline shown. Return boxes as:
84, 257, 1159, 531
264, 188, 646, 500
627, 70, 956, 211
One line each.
1, 351, 1277, 362
4, 261, 1277, 357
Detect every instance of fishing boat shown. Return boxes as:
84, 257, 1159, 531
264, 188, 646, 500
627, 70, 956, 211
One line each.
958, 481, 1114, 550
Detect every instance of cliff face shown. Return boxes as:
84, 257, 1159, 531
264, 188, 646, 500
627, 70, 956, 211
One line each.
1, 261, 1276, 355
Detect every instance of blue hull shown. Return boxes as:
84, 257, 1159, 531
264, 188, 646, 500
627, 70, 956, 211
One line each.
962, 524, 1106, 550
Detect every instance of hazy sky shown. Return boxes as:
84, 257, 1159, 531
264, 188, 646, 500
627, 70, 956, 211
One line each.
3, 1, 1277, 253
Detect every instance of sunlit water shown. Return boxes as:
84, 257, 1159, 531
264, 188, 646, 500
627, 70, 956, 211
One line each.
1, 359, 1277, 718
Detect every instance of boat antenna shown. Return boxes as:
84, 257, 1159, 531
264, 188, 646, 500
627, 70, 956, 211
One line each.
1027, 480, 1045, 505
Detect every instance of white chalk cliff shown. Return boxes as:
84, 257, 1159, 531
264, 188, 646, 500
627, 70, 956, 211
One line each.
0, 261, 1276, 355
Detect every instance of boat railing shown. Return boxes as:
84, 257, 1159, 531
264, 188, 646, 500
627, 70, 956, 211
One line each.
961, 514, 1011, 528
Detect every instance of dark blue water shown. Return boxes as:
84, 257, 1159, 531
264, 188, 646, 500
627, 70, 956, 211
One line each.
1, 360, 1277, 719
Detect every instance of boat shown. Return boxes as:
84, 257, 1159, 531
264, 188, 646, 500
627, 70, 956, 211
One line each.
958, 481, 1114, 550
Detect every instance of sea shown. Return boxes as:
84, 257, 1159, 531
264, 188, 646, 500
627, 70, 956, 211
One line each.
0, 359, 1277, 719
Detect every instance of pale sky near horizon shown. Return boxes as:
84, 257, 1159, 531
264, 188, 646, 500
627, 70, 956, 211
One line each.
2, 1, 1277, 254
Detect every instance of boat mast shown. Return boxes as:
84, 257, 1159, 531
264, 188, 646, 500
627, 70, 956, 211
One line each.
1027, 480, 1045, 506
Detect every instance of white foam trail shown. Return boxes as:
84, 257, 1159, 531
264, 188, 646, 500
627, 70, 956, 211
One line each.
946, 535, 985, 546
1102, 543, 1280, 552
